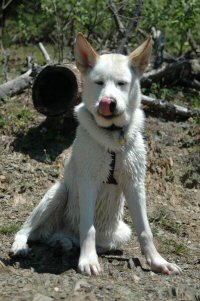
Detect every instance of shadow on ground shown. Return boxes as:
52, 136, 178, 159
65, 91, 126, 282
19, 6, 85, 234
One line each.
5, 243, 79, 275
2, 246, 149, 276
11, 117, 77, 163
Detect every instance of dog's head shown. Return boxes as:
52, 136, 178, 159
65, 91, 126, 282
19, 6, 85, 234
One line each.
75, 33, 153, 128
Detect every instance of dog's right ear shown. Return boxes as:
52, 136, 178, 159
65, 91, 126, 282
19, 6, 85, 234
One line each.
74, 33, 99, 74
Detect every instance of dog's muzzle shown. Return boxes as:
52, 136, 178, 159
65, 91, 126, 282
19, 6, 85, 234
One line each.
98, 97, 116, 117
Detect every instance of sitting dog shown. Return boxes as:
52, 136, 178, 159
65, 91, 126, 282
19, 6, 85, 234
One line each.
10, 33, 181, 276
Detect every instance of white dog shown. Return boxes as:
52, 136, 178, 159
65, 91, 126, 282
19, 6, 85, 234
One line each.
10, 33, 181, 276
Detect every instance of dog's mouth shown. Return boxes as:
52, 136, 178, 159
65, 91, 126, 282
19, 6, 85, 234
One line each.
97, 111, 123, 119
102, 124, 123, 131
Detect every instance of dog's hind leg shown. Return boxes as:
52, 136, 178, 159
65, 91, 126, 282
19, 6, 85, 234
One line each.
97, 220, 132, 252
10, 181, 67, 257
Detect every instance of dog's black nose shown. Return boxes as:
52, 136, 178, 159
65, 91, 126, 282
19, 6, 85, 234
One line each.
109, 97, 117, 113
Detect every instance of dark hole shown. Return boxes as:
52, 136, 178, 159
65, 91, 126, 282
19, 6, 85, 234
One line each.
33, 66, 78, 116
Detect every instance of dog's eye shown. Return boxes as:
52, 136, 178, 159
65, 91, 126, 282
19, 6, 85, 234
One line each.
95, 81, 104, 86
117, 81, 127, 86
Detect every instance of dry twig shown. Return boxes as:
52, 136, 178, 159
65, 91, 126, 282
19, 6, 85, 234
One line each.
38, 42, 52, 64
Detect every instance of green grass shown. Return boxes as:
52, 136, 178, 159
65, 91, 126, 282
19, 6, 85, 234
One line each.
181, 165, 200, 189
150, 208, 184, 235
192, 96, 200, 111
0, 43, 56, 83
0, 224, 21, 235
0, 100, 36, 136
165, 170, 175, 183
195, 117, 200, 125
162, 239, 188, 256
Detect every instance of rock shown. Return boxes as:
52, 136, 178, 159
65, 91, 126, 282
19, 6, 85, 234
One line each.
127, 258, 135, 269
70, 294, 99, 301
74, 280, 91, 293
32, 293, 53, 301
133, 274, 140, 284
0, 175, 6, 183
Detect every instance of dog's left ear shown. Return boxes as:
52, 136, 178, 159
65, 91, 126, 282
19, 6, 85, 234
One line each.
129, 36, 153, 75
74, 32, 99, 74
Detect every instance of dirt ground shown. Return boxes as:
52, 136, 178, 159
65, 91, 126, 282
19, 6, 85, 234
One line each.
0, 91, 199, 301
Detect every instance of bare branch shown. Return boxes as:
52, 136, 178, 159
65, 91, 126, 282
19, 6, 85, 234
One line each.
2, 50, 9, 81
109, 0, 125, 35
187, 30, 200, 57
2, 0, 14, 10
38, 42, 52, 64
151, 27, 165, 68
117, 0, 144, 54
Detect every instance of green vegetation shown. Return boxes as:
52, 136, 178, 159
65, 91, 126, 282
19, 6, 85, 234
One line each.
181, 164, 200, 189
165, 170, 175, 183
0, 224, 21, 235
0, 104, 36, 136
150, 207, 186, 235
150, 208, 189, 256
2, 0, 200, 57
162, 238, 188, 255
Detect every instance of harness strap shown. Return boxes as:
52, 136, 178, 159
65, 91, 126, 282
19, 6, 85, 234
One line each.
106, 151, 118, 185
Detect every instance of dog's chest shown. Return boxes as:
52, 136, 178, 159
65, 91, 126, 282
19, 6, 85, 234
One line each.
96, 149, 137, 186
74, 127, 143, 185
111, 150, 137, 184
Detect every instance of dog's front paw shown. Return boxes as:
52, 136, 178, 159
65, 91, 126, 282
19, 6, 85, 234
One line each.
9, 238, 30, 258
78, 253, 101, 276
148, 256, 182, 275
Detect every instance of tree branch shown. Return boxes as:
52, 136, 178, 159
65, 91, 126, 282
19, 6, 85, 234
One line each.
117, 0, 144, 54
38, 42, 52, 64
142, 94, 200, 118
109, 0, 125, 35
2, 0, 14, 10
187, 30, 200, 57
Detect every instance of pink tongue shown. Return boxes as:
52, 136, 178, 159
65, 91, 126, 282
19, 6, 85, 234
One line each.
98, 97, 112, 116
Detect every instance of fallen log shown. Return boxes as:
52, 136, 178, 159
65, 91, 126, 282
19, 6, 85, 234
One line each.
142, 94, 200, 118
0, 68, 33, 99
32, 64, 81, 116
141, 58, 200, 89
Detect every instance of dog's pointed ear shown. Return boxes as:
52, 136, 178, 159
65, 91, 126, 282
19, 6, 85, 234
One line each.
74, 33, 99, 74
129, 36, 153, 75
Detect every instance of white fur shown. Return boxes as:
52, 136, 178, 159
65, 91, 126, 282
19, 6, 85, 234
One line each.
10, 38, 181, 276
